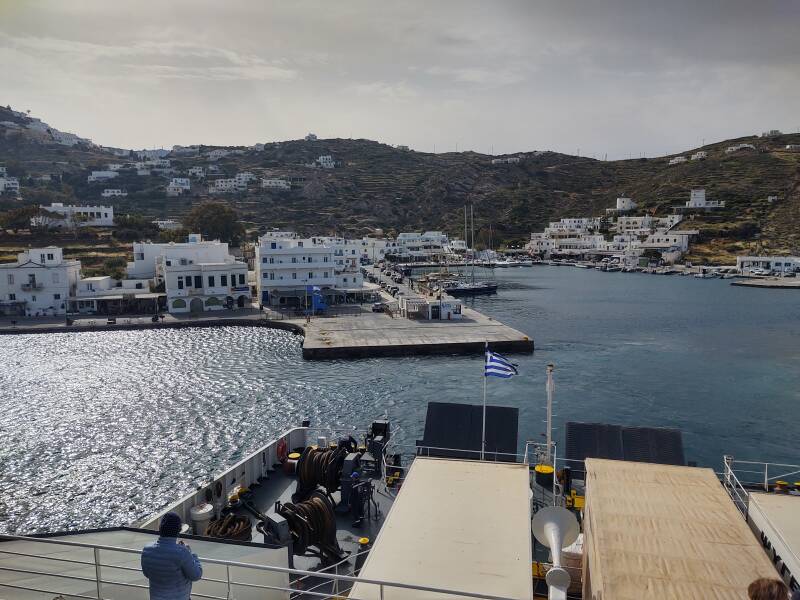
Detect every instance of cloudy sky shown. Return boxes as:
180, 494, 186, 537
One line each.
1, 0, 799, 158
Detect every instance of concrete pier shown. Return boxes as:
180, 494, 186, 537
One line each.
301, 306, 533, 359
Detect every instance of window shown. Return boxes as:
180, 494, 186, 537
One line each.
166, 260, 172, 266
324, 256, 329, 262
343, 277, 348, 283
54, 293, 61, 300
7, 274, 13, 285
221, 275, 228, 286
308, 272, 313, 279
239, 274, 245, 285
47, 253, 54, 260
292, 257, 297, 263
292, 273, 297, 280
269, 257, 275, 264
208, 276, 215, 287
8, 293, 15, 300
270, 273, 275, 280
262, 257, 268, 263
298, 241, 304, 247
31, 295, 37, 301
177, 277, 184, 290
194, 276, 201, 288
270, 242, 277, 249
184, 277, 191, 288
324, 272, 329, 278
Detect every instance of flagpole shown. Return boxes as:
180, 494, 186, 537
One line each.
482, 342, 488, 461
546, 363, 554, 464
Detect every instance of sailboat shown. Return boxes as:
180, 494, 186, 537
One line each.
443, 206, 498, 296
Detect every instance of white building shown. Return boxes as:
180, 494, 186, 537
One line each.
71, 276, 154, 315
171, 145, 201, 157
166, 178, 191, 197
785, 145, 800, 152
606, 196, 637, 214
685, 188, 725, 209
391, 232, 453, 261
207, 149, 230, 161
0, 176, 20, 195
0, 247, 80, 316
234, 172, 256, 187
40, 203, 114, 227
736, 256, 800, 275
152, 219, 183, 231
161, 254, 250, 314
0, 166, 6, 177
137, 149, 169, 160
668, 156, 687, 165
107, 163, 124, 171
725, 143, 756, 154
691, 151, 707, 161
491, 156, 521, 165
101, 189, 127, 198
188, 166, 205, 178
255, 233, 365, 307
316, 155, 335, 169
251, 143, 265, 151
398, 294, 463, 321
208, 178, 240, 193
127, 233, 231, 279
87, 170, 119, 183
261, 178, 291, 190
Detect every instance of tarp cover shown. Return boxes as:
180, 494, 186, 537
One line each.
583, 458, 777, 599
566, 421, 685, 468
416, 401, 518, 462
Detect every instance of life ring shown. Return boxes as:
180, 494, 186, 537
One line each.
277, 438, 288, 462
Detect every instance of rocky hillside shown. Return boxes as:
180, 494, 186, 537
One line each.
1, 105, 799, 258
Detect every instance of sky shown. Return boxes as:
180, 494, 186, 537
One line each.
1, 0, 799, 159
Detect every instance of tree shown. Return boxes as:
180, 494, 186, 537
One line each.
102, 256, 128, 280
0, 205, 40, 232
185, 201, 244, 244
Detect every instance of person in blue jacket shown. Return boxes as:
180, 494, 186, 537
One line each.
141, 512, 203, 600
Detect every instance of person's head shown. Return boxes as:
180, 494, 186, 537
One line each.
748, 578, 788, 600
159, 512, 182, 538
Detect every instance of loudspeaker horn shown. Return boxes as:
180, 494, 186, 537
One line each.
532, 506, 580, 600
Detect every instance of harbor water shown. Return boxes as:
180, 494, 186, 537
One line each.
1, 265, 799, 534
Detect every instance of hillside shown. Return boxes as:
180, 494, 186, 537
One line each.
1, 105, 799, 260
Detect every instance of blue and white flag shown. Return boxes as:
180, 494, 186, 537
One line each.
485, 349, 519, 378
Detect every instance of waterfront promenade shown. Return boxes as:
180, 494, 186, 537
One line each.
0, 297, 534, 360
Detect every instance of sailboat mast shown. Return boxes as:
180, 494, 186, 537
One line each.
471, 204, 475, 284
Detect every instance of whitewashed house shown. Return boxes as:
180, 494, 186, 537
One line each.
161, 254, 250, 313
127, 233, 231, 279
691, 151, 707, 160
255, 233, 365, 307
685, 188, 725, 209
0, 247, 80, 316
188, 166, 205, 178
87, 170, 119, 183
0, 176, 20, 195
101, 189, 127, 198
668, 156, 687, 165
234, 172, 256, 188
261, 178, 291, 190
152, 219, 183, 231
316, 155, 335, 169
39, 203, 114, 227
208, 178, 239, 193
725, 143, 755, 154
736, 256, 800, 275
207, 149, 230, 161
166, 177, 191, 197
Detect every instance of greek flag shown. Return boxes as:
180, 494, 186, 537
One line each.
485, 349, 519, 378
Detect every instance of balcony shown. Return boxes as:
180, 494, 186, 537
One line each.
21, 283, 44, 291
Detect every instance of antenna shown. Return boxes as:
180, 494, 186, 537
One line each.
546, 364, 555, 463
532, 506, 580, 600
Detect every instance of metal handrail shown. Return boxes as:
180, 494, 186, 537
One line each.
0, 534, 523, 600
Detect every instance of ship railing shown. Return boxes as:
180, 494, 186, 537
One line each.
723, 456, 800, 492
0, 533, 525, 600
381, 443, 528, 488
